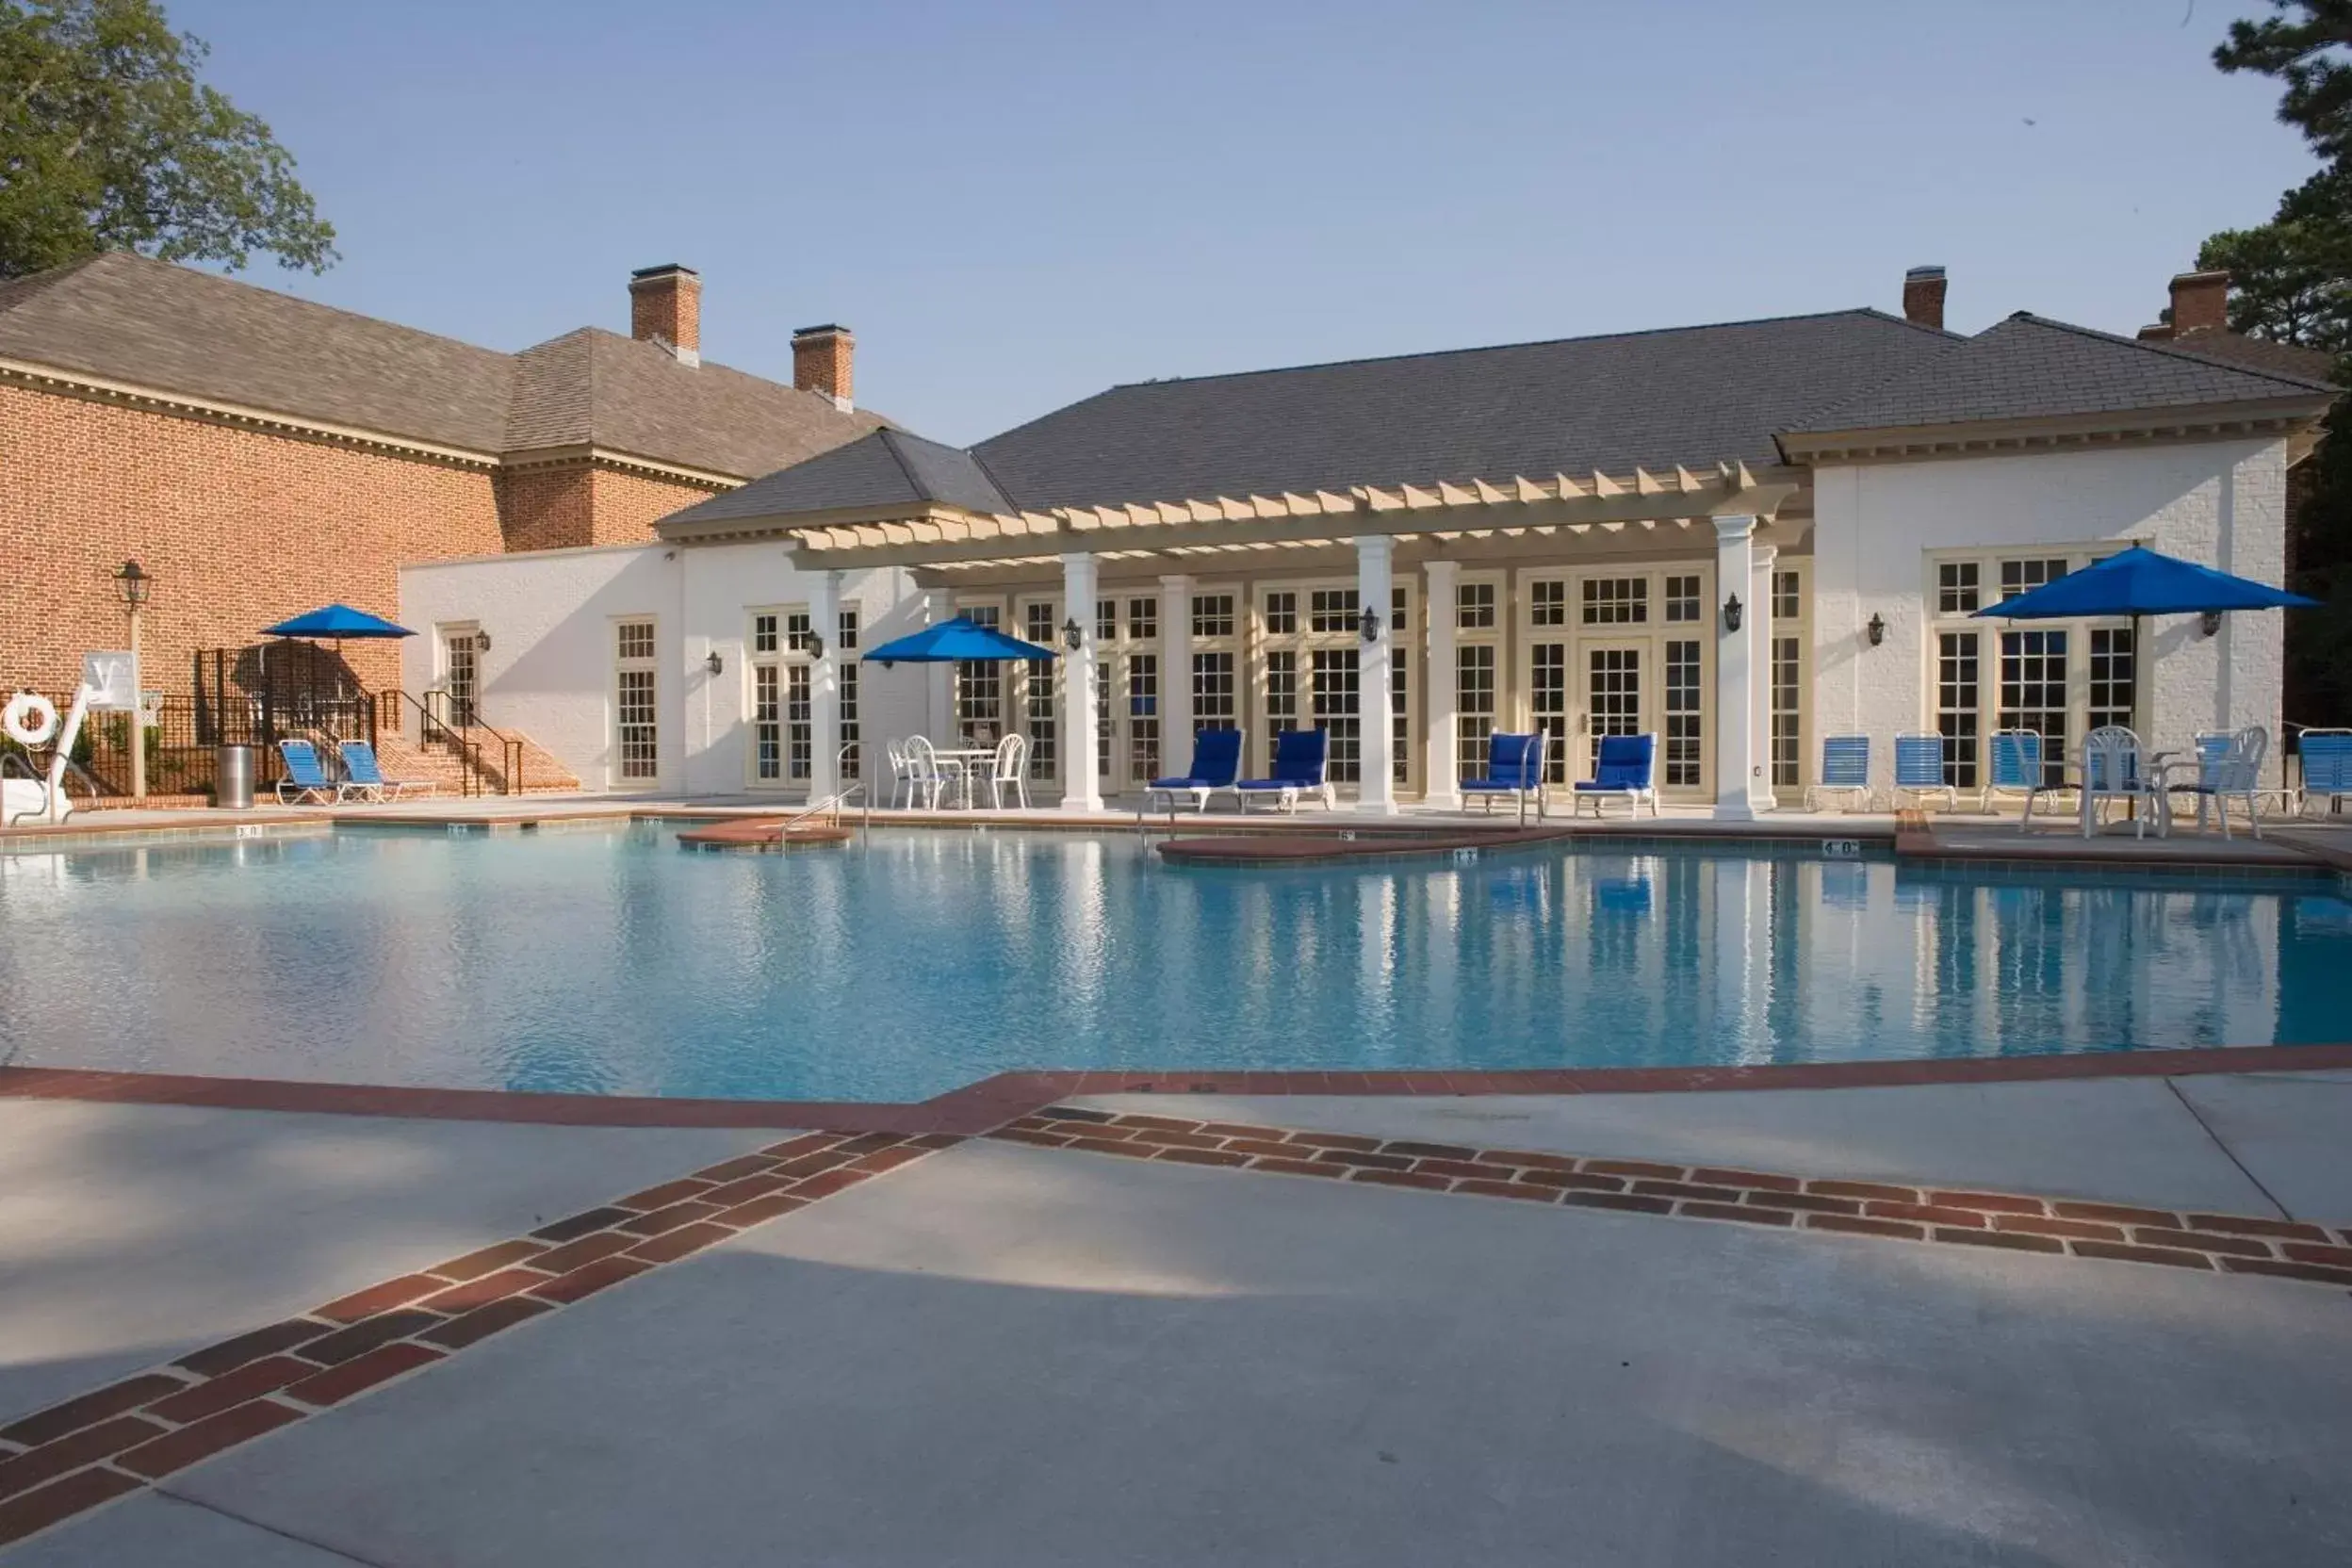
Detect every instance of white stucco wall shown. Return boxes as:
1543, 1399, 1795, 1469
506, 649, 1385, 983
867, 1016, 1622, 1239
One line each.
1809, 437, 2289, 780
399, 543, 924, 795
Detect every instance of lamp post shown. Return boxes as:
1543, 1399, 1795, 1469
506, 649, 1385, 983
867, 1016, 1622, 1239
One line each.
114, 560, 152, 801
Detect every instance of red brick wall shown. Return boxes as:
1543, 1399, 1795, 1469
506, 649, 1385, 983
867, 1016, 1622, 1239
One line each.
589, 466, 724, 545
494, 466, 598, 552
0, 384, 503, 695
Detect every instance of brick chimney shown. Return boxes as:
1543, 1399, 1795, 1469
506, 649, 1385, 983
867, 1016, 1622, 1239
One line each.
792, 323, 855, 412
2168, 270, 2230, 335
629, 264, 701, 368
1902, 265, 1947, 331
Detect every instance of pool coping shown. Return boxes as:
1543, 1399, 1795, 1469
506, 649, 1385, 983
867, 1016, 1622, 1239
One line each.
7, 1044, 2352, 1134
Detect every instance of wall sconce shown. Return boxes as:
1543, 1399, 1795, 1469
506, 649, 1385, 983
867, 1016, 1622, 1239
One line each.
1062, 616, 1084, 651
1359, 605, 1382, 644
805, 629, 825, 661
1722, 594, 1742, 633
705, 649, 723, 676
1867, 612, 1886, 646
475, 629, 492, 652
2199, 610, 2223, 638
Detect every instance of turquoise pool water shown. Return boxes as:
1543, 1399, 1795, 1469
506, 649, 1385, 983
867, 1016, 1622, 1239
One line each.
2, 825, 2347, 1102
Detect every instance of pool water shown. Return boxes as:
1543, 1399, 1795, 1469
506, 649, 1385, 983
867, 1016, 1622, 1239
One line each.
2, 825, 2347, 1102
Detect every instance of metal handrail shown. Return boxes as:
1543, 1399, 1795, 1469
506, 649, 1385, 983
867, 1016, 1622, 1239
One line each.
374, 689, 526, 797
781, 780, 870, 841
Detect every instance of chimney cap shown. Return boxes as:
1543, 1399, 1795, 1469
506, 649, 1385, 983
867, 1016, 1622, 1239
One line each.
792, 322, 852, 339
1904, 264, 1947, 281
630, 263, 699, 284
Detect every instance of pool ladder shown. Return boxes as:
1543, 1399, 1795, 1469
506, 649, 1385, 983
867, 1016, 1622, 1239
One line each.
781, 778, 870, 842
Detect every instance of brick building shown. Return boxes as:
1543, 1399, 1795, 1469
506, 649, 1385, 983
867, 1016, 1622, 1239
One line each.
0, 253, 876, 698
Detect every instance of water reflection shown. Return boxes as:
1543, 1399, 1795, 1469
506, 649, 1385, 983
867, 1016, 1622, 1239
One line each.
0, 829, 2338, 1102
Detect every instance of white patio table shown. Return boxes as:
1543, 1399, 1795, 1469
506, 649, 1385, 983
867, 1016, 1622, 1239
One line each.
931, 745, 999, 808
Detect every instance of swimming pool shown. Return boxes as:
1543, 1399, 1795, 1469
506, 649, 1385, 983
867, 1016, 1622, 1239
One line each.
2, 825, 2347, 1102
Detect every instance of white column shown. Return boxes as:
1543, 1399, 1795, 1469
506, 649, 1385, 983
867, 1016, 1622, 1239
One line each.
923, 587, 955, 743
1423, 558, 1460, 809
1159, 574, 1193, 765
1060, 553, 1103, 811
1712, 515, 1758, 822
808, 570, 841, 801
1357, 536, 1397, 814
1749, 544, 1777, 814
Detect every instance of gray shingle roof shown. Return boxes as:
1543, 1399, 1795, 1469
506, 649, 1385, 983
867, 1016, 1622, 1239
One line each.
0, 251, 878, 478
1786, 313, 2336, 435
970, 310, 1961, 510
663, 429, 1011, 526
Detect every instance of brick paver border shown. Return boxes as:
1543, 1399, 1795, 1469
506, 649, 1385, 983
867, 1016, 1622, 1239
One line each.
0, 1128, 958, 1551
991, 1106, 2352, 1289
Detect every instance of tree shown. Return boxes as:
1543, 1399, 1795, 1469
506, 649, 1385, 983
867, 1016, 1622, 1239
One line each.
2196, 217, 2352, 349
2214, 1, 2352, 160
0, 0, 335, 281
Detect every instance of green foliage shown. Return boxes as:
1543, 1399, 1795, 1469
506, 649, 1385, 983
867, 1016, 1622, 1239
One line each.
2196, 218, 2352, 350
2215, 1, 2352, 160
0, 0, 335, 280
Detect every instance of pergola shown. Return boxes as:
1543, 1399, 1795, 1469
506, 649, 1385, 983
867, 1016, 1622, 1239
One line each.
662, 460, 1801, 819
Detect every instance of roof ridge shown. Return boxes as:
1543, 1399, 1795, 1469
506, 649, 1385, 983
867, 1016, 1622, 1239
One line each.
0, 253, 109, 317
92, 251, 515, 366
874, 427, 930, 500
2003, 311, 2339, 395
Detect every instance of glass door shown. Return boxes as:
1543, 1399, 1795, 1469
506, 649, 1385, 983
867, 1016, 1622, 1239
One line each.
1581, 642, 1645, 776
441, 629, 481, 727
1094, 594, 1161, 795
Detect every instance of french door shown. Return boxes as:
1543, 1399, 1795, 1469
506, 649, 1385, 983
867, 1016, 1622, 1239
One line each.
1583, 642, 1645, 776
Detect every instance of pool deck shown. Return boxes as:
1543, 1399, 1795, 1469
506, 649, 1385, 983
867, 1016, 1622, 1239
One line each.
4, 795, 2351, 1560
3, 1068, 2349, 1563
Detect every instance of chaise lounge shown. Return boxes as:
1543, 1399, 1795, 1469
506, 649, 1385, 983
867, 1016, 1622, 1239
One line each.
1145, 727, 1246, 813
1233, 728, 1334, 813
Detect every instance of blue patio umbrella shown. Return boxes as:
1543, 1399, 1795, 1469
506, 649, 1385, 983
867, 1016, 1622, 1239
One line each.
1969, 547, 2317, 623
861, 616, 1057, 669
261, 604, 417, 639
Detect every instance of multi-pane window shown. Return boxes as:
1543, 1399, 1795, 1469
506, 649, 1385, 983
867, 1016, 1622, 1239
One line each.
956, 603, 1003, 745
1664, 639, 1702, 788
1663, 575, 1702, 624
1308, 588, 1359, 634
752, 613, 778, 655
1022, 603, 1057, 780
614, 620, 657, 780
1772, 634, 1802, 789
786, 611, 813, 651
1126, 656, 1159, 782
1456, 581, 1495, 630
1936, 632, 1980, 789
1191, 595, 1233, 639
1457, 645, 1496, 779
786, 664, 812, 780
1310, 647, 1360, 782
1266, 650, 1298, 733
839, 609, 861, 780
1529, 580, 1567, 628
1772, 570, 1802, 622
1937, 562, 1980, 614
1127, 597, 1157, 641
1529, 642, 1568, 785
1193, 652, 1236, 730
2088, 627, 2135, 734
1999, 558, 2067, 602
1265, 592, 1298, 635
1095, 598, 1116, 643
1582, 578, 1648, 625
2000, 629, 2069, 787
1585, 646, 1642, 775
1392, 588, 1410, 787
753, 663, 781, 781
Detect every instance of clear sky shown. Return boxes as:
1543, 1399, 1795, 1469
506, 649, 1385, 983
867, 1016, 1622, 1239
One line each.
169, 0, 2318, 446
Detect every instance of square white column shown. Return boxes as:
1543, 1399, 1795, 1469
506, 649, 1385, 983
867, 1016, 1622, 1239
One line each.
1159, 574, 1193, 768
807, 569, 841, 800
1060, 553, 1103, 811
1356, 535, 1397, 814
1749, 544, 1776, 814
1712, 515, 1758, 822
1423, 558, 1461, 809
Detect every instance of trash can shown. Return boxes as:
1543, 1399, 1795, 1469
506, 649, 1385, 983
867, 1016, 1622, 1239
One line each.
215, 744, 255, 809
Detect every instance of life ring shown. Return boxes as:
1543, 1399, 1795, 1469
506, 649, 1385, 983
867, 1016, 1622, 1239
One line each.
3, 692, 58, 747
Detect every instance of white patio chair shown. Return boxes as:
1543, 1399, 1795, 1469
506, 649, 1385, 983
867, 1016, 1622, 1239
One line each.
2179, 726, 2269, 841
2081, 726, 2167, 840
882, 738, 913, 808
987, 732, 1030, 808
903, 736, 960, 809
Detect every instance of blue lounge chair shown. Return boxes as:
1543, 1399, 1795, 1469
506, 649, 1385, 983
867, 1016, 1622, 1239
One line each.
2299, 729, 2352, 818
1890, 732, 1954, 812
1145, 727, 1246, 813
1573, 732, 1658, 818
1982, 729, 2059, 826
1461, 731, 1547, 822
276, 738, 342, 804
1806, 735, 1870, 811
1234, 728, 1333, 813
337, 739, 434, 803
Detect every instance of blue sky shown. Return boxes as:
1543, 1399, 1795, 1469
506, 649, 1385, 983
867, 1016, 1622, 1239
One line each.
172, 0, 2317, 445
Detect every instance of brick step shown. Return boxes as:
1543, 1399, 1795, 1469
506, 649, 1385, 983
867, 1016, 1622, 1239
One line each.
375, 730, 580, 796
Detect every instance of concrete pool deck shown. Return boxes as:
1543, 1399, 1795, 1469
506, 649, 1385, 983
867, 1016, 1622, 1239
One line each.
3, 1069, 2348, 1562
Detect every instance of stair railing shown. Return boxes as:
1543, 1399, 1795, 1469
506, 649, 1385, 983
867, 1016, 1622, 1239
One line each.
374, 690, 527, 797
